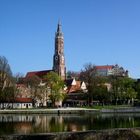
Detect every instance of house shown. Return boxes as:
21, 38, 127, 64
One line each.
95, 64, 128, 77
13, 98, 33, 109
95, 65, 114, 76
64, 78, 88, 106
65, 78, 87, 93
0, 98, 33, 109
16, 70, 53, 107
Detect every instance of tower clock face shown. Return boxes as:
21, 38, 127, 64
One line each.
55, 56, 58, 60
61, 69, 64, 76
62, 55, 64, 60
61, 55, 64, 63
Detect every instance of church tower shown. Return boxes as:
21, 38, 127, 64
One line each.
53, 21, 66, 80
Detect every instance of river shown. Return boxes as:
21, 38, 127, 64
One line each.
0, 113, 140, 135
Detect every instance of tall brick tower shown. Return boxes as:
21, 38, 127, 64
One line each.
53, 21, 66, 80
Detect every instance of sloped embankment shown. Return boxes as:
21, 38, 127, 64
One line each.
1, 128, 140, 140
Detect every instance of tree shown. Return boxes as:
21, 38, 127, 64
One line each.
122, 77, 137, 105
109, 76, 137, 105
23, 75, 42, 106
45, 71, 65, 107
80, 63, 108, 105
67, 71, 80, 80
0, 56, 15, 108
135, 82, 140, 100
14, 72, 24, 84
93, 84, 110, 105
109, 75, 121, 105
0, 56, 13, 92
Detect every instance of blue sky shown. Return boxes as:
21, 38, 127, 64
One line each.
0, 0, 140, 78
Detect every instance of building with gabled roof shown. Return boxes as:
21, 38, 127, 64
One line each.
25, 70, 52, 82
95, 64, 128, 77
0, 97, 33, 109
95, 65, 114, 70
26, 70, 52, 77
63, 78, 87, 107
65, 78, 87, 93
26, 70, 52, 78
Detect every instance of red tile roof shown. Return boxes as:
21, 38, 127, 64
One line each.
15, 98, 32, 103
95, 65, 114, 70
66, 79, 83, 93
26, 70, 53, 79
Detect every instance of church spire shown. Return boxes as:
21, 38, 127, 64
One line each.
57, 20, 62, 33
53, 22, 66, 80
56, 20, 63, 37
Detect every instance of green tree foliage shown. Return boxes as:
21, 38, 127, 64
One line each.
122, 77, 137, 105
44, 71, 65, 107
135, 83, 140, 100
109, 76, 121, 105
109, 76, 137, 105
93, 84, 110, 105
80, 63, 137, 106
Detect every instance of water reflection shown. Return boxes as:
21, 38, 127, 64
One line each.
0, 113, 140, 135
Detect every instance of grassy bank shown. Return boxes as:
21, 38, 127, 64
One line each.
83, 104, 132, 110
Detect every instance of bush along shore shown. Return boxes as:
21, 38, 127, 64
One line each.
1, 128, 140, 140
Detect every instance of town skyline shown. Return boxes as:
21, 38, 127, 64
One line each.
0, 0, 140, 78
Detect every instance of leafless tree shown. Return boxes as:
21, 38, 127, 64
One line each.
0, 56, 13, 93
23, 75, 43, 106
0, 56, 15, 108
67, 71, 80, 80
14, 72, 24, 83
80, 63, 108, 105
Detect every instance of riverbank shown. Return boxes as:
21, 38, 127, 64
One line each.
0, 107, 99, 114
0, 107, 140, 114
1, 128, 140, 140
101, 106, 140, 113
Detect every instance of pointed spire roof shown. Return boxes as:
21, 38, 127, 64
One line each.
56, 20, 63, 37
57, 20, 62, 33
